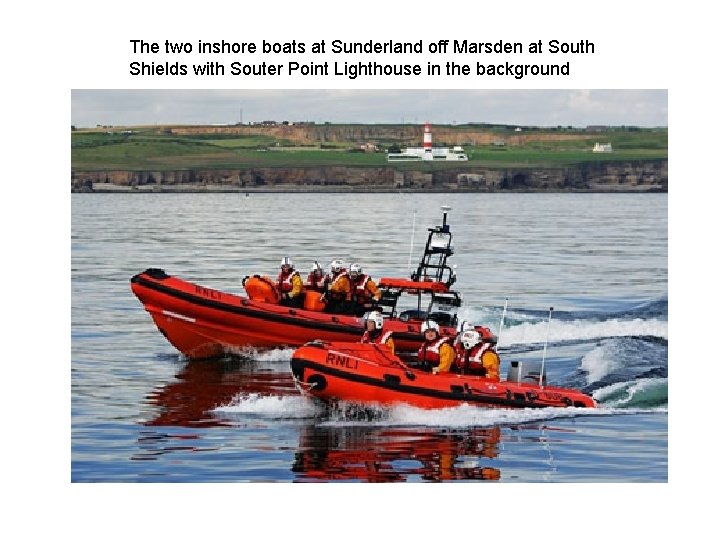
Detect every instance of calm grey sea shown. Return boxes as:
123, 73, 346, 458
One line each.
71, 192, 667, 484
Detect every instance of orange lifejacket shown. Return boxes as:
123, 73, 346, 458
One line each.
455, 343, 500, 379
418, 337, 452, 366
328, 271, 351, 301
351, 274, 379, 304
278, 270, 300, 293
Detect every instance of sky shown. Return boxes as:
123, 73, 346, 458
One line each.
71, 89, 668, 129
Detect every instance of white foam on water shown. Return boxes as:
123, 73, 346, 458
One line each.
213, 392, 321, 418
581, 344, 622, 383
592, 377, 668, 409
213, 393, 663, 426
456, 306, 510, 328
498, 317, 667, 347
321, 401, 617, 428
252, 347, 296, 363
221, 345, 296, 362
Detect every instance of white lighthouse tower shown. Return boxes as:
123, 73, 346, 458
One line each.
423, 122, 433, 161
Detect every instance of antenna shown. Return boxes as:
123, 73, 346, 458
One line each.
407, 210, 417, 271
495, 298, 508, 354
441, 205, 451, 231
539, 307, 554, 389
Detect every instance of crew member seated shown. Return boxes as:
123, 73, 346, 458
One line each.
348, 263, 382, 316
455, 329, 500, 380
323, 259, 353, 314
277, 256, 304, 308
305, 261, 328, 293
452, 320, 472, 355
360, 311, 395, 355
417, 320, 455, 374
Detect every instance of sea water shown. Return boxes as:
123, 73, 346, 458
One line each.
71, 192, 667, 485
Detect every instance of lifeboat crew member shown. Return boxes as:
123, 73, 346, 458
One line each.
277, 256, 304, 308
452, 320, 472, 356
323, 259, 352, 314
360, 311, 395, 355
305, 261, 328, 293
455, 329, 500, 380
348, 263, 382, 316
417, 320, 455, 374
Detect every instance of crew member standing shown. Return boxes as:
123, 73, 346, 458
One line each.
417, 320, 455, 374
360, 311, 395, 355
455, 329, 500, 380
277, 256, 304, 308
348, 263, 382, 316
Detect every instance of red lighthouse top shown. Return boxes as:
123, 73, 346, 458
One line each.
423, 122, 432, 150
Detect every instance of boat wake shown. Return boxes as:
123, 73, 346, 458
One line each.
219, 346, 296, 363
576, 336, 668, 408
498, 317, 667, 347
211, 393, 662, 428
592, 378, 668, 409
213, 393, 324, 420
460, 296, 667, 347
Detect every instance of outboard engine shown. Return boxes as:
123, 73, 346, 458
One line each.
506, 360, 546, 386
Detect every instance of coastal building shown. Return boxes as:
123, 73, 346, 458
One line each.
593, 142, 613, 153
387, 123, 469, 161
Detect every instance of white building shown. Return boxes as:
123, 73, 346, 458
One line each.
593, 142, 613, 153
387, 122, 468, 161
388, 146, 468, 161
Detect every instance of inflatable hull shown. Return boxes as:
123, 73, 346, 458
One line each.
130, 268, 443, 359
291, 341, 596, 409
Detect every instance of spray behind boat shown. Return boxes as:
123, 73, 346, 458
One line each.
505, 307, 553, 386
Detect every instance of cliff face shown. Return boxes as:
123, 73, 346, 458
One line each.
168, 124, 596, 147
71, 160, 667, 193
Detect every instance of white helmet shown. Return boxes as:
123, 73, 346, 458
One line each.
330, 259, 345, 273
280, 256, 294, 270
456, 320, 471, 333
421, 320, 440, 333
311, 261, 324, 275
460, 330, 481, 350
349, 263, 362, 278
365, 310, 383, 330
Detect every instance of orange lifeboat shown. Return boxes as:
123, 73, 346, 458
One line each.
129, 208, 499, 359
130, 268, 367, 359
290, 341, 596, 409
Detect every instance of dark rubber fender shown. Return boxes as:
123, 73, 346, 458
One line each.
307, 374, 327, 391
